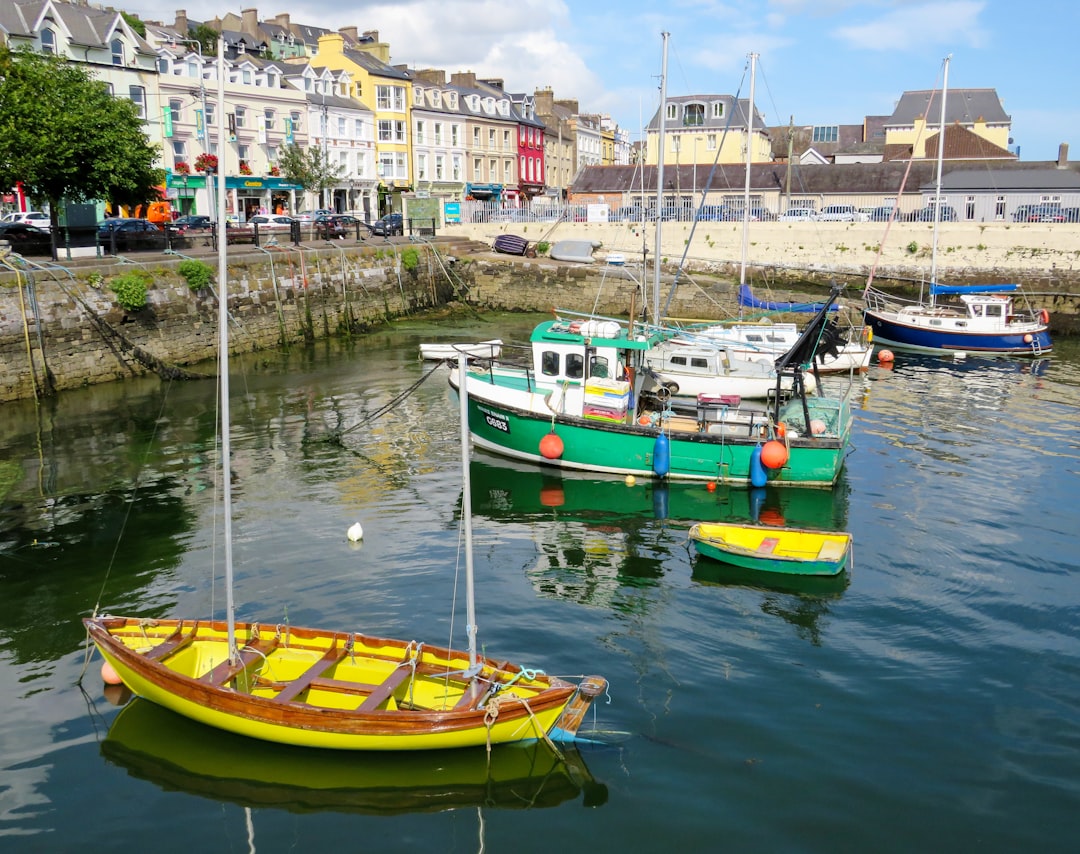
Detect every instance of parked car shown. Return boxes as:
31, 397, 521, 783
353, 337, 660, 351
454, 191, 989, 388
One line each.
169, 214, 213, 234
293, 209, 333, 224
0, 222, 52, 252
1025, 204, 1065, 222
245, 214, 295, 230
747, 207, 776, 222
907, 205, 958, 222
868, 205, 902, 222
778, 208, 817, 222
98, 218, 163, 249
696, 205, 733, 221
612, 205, 647, 221
370, 213, 404, 236
818, 204, 859, 222
2, 211, 50, 230
314, 214, 364, 238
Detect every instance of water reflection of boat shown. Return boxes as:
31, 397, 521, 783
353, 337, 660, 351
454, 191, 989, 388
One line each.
470, 454, 850, 531
102, 698, 607, 815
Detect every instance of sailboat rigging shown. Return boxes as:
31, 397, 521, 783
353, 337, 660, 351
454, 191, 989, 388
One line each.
84, 38, 606, 752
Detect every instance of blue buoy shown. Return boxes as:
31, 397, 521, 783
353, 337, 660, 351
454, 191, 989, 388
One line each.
749, 487, 767, 522
652, 484, 669, 520
750, 443, 767, 488
652, 433, 671, 477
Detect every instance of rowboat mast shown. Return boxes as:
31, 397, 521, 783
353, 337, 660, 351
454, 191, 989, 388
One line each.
652, 32, 669, 327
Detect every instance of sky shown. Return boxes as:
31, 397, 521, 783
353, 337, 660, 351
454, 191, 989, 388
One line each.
122, 0, 1080, 162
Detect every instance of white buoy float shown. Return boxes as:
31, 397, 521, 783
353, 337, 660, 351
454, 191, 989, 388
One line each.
347, 522, 364, 542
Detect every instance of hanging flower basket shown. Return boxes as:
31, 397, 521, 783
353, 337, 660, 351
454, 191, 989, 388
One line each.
268, 165, 281, 177
194, 153, 218, 174
239, 161, 253, 176
173, 161, 191, 175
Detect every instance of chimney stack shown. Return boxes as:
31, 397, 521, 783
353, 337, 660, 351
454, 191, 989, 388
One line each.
174, 10, 188, 34
1058, 142, 1069, 167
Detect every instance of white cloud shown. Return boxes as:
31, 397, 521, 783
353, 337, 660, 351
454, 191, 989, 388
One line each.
833, 1, 989, 52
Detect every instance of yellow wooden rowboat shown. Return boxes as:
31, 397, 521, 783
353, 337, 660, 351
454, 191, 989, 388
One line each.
85, 617, 605, 751
689, 522, 852, 576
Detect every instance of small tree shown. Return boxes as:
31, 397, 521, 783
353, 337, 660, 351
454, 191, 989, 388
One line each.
278, 143, 344, 210
188, 24, 220, 57
0, 47, 162, 255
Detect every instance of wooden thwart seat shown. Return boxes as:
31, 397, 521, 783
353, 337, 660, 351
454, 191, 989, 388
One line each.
272, 645, 348, 704
816, 539, 848, 561
142, 623, 198, 662
357, 664, 414, 711
203, 637, 278, 686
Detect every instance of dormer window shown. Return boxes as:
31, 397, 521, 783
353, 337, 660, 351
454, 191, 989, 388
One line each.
157, 57, 169, 74
111, 38, 124, 66
237, 42, 246, 55
684, 103, 705, 127
712, 101, 725, 119
41, 28, 55, 55
666, 103, 677, 121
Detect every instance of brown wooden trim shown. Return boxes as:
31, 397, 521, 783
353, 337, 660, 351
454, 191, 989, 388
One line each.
271, 645, 348, 704
202, 637, 278, 686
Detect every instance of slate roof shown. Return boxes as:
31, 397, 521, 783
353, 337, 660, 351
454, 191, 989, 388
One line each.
341, 47, 410, 81
1, 0, 155, 57
884, 123, 1015, 162
571, 159, 1080, 196
647, 95, 767, 133
887, 87, 1010, 126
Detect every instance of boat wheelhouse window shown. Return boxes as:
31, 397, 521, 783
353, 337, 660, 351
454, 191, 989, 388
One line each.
972, 305, 984, 317
589, 355, 610, 378
986, 304, 1004, 318
566, 354, 584, 379
671, 355, 687, 367
541, 351, 559, 376
690, 357, 709, 369
766, 335, 785, 343
745, 334, 763, 342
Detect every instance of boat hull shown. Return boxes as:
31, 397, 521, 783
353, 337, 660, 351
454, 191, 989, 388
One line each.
864, 309, 1052, 356
85, 617, 605, 751
465, 386, 848, 487
689, 522, 851, 576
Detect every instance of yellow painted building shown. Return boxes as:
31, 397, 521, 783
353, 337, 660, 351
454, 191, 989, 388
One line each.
310, 33, 413, 212
644, 94, 773, 165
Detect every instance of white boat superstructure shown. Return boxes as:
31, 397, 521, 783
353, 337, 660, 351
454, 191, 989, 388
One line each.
419, 340, 502, 361
687, 321, 873, 373
642, 337, 816, 401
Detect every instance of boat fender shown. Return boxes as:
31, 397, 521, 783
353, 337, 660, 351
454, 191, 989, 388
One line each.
750, 443, 768, 488
1039, 308, 1050, 325
860, 326, 873, 346
652, 433, 671, 477
539, 432, 564, 459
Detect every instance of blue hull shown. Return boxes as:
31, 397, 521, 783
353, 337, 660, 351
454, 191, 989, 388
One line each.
864, 309, 1052, 356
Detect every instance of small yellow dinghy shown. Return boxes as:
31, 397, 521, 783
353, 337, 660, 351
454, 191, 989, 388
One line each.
689, 522, 852, 576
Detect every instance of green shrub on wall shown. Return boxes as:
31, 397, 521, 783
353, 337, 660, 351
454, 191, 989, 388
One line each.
401, 247, 420, 270
178, 259, 214, 291
109, 271, 152, 311
536, 241, 550, 255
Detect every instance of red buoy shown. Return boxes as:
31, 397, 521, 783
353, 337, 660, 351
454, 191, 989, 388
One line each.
760, 440, 789, 469
877, 349, 895, 364
539, 432, 564, 459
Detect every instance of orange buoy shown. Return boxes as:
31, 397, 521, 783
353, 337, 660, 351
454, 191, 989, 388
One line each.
101, 661, 123, 685
1023, 334, 1033, 344
706, 481, 717, 492
877, 349, 895, 364
760, 440, 789, 469
775, 422, 786, 439
758, 507, 786, 527
1039, 308, 1050, 325
539, 486, 565, 507
539, 432, 564, 459
638, 415, 651, 426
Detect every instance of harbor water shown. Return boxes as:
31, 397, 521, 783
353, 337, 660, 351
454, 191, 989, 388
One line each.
1, 314, 1078, 852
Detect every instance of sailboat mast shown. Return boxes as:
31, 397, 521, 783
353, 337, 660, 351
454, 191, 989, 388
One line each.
457, 355, 478, 667
739, 53, 757, 290
216, 36, 237, 661
652, 32, 669, 326
929, 55, 950, 298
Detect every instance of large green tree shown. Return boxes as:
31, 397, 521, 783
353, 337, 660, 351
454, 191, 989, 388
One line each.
278, 142, 343, 210
0, 46, 163, 252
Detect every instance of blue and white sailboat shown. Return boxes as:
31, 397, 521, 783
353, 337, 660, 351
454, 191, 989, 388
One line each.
862, 56, 1052, 357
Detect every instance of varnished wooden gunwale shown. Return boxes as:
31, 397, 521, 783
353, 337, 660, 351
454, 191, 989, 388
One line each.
86, 616, 585, 738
